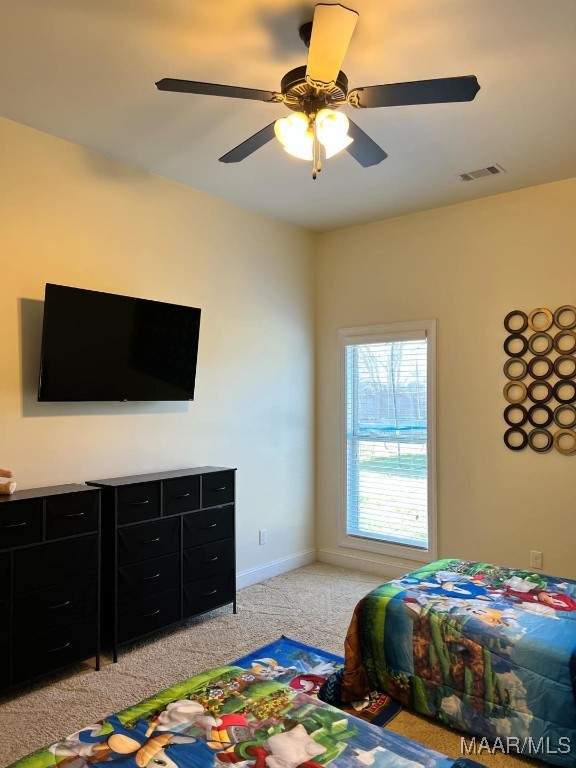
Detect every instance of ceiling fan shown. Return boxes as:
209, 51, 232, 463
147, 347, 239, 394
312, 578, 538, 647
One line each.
156, 3, 480, 178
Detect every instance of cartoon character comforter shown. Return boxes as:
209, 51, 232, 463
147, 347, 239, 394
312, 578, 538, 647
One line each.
7, 636, 484, 768
337, 559, 576, 766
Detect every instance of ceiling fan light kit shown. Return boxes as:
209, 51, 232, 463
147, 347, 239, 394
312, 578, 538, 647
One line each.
274, 108, 353, 178
155, 3, 481, 178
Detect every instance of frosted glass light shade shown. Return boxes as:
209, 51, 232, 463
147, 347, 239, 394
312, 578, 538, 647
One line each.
316, 108, 353, 158
274, 112, 313, 161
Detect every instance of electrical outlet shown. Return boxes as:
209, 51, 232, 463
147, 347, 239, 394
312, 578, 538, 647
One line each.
259, 529, 268, 546
530, 550, 543, 570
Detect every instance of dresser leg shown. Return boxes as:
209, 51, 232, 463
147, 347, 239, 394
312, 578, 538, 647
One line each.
95, 653, 101, 672
233, 599, 237, 614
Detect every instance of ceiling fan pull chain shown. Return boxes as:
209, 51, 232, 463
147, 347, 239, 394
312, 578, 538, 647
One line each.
312, 118, 318, 179
312, 116, 322, 179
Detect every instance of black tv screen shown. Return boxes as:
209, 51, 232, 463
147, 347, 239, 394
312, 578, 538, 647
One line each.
38, 284, 201, 401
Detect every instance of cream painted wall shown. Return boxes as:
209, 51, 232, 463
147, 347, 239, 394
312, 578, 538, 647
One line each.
0, 116, 315, 578
315, 178, 576, 579
2, 114, 575, 586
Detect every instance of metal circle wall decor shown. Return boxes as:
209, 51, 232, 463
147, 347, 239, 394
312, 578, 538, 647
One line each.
504, 334, 529, 357
528, 332, 554, 355
503, 427, 528, 451
553, 330, 576, 355
504, 404, 528, 427
504, 381, 527, 404
527, 356, 553, 380
503, 358, 528, 380
553, 355, 576, 379
527, 404, 553, 428
553, 380, 576, 404
528, 308, 554, 332
553, 305, 576, 330
504, 310, 528, 334
527, 380, 553, 404
553, 429, 576, 455
528, 428, 553, 453
553, 404, 576, 429
503, 305, 576, 453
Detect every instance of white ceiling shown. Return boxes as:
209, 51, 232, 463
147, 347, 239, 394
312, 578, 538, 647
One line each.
1, 0, 575, 231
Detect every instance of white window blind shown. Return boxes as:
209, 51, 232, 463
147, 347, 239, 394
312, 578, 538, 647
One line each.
342, 323, 435, 558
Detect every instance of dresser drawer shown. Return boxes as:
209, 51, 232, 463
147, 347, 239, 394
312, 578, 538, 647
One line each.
183, 505, 234, 548
14, 578, 98, 637
117, 483, 160, 525
118, 553, 180, 604
183, 572, 235, 619
0, 552, 9, 599
13, 617, 97, 683
118, 517, 179, 566
117, 588, 180, 643
0, 499, 43, 550
46, 492, 99, 540
0, 598, 9, 642
163, 476, 200, 517
0, 598, 10, 688
202, 471, 235, 508
14, 535, 98, 595
184, 538, 235, 583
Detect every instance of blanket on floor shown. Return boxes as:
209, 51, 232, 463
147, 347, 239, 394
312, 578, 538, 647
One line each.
9, 636, 483, 768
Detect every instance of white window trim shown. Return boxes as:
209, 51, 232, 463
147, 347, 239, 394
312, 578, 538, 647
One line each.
338, 320, 437, 563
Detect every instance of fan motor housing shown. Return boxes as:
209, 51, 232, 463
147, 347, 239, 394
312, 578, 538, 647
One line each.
280, 65, 348, 111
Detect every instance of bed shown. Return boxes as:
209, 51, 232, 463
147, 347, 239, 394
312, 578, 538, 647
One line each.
334, 558, 576, 767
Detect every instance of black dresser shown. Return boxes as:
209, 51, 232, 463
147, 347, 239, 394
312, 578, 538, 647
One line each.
0, 484, 101, 691
87, 466, 236, 661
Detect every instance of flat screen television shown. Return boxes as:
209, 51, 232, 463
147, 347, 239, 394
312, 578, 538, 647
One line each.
38, 284, 201, 402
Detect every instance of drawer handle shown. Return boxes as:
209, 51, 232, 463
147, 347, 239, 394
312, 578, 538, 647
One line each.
206, 556, 219, 563
48, 641, 71, 653
49, 600, 71, 610
203, 589, 218, 596
130, 500, 150, 506
213, 487, 227, 492
203, 524, 218, 530
65, 512, 86, 518
142, 609, 160, 618
1, 521, 27, 529
173, 492, 190, 499
142, 572, 161, 581
143, 537, 161, 544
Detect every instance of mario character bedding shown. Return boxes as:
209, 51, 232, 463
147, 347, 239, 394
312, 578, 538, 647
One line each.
334, 559, 576, 767
8, 636, 483, 768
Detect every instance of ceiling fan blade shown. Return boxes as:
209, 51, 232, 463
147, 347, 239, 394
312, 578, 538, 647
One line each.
345, 119, 388, 167
306, 4, 359, 89
348, 75, 480, 108
219, 122, 277, 163
156, 79, 281, 103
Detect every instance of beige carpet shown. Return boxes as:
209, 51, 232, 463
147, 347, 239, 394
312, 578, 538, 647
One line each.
0, 562, 541, 768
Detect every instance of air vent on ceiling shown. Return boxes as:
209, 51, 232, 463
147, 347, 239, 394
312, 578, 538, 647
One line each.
457, 164, 506, 182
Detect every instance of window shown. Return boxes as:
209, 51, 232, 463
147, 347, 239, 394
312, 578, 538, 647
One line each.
339, 321, 436, 562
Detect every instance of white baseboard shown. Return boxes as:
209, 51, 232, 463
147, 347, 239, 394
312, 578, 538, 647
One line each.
316, 547, 413, 580
237, 548, 317, 590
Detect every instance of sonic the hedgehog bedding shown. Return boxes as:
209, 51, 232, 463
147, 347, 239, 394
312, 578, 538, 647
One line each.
334, 559, 576, 767
8, 636, 483, 768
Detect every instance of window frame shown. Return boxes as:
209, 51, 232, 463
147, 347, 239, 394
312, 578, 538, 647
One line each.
338, 320, 437, 563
